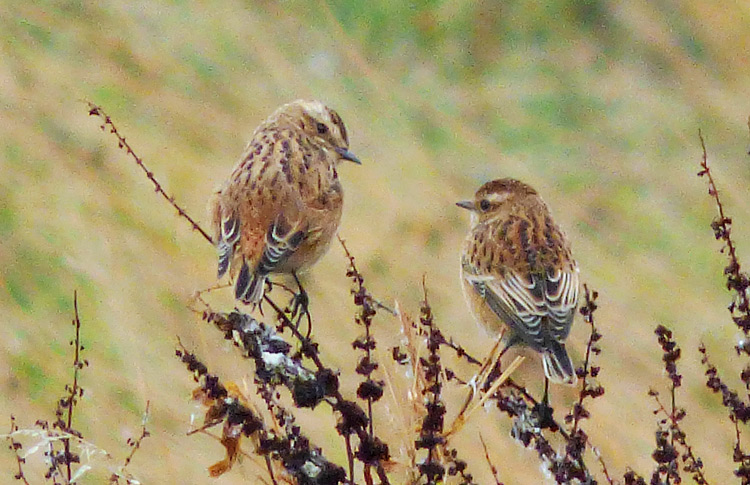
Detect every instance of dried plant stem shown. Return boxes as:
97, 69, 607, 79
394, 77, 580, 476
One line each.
479, 433, 503, 485
62, 290, 85, 482
122, 401, 150, 468
86, 102, 214, 245
447, 356, 524, 437
697, 130, 750, 482
591, 444, 615, 485
698, 130, 750, 335
651, 393, 709, 485
452, 336, 506, 424
262, 287, 391, 482
571, 288, 595, 438
7, 416, 30, 485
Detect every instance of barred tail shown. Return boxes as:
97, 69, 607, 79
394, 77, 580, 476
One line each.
235, 261, 268, 304
542, 342, 577, 385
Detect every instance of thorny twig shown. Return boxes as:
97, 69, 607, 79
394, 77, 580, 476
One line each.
417, 282, 476, 484
339, 236, 391, 482
177, 341, 346, 483
564, 285, 609, 484
86, 102, 214, 245
123, 401, 150, 469
53, 290, 87, 482
701, 345, 750, 481
206, 293, 392, 482
479, 433, 503, 485
109, 402, 151, 484
7, 416, 31, 485
697, 130, 750, 337
650, 325, 708, 484
697, 130, 750, 482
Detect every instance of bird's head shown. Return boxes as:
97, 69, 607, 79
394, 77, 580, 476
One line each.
456, 178, 539, 223
276, 100, 361, 165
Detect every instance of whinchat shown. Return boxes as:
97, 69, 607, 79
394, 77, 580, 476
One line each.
457, 178, 579, 385
210, 100, 360, 306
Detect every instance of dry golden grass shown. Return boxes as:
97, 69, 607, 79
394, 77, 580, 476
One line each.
2, 1, 750, 482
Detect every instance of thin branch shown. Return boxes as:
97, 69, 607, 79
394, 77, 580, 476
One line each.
123, 401, 151, 468
479, 433, 503, 485
697, 130, 750, 337
86, 101, 214, 245
650, 392, 709, 485
697, 130, 750, 481
7, 416, 31, 485
570, 286, 601, 438
58, 290, 86, 482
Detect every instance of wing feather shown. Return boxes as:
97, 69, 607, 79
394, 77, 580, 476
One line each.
465, 264, 579, 347
217, 211, 240, 278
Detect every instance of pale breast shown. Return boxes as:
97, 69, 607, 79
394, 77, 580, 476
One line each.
460, 257, 509, 337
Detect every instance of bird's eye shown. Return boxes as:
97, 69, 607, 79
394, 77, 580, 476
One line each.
316, 122, 328, 135
479, 199, 491, 211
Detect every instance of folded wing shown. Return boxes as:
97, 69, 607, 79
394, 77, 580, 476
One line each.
464, 264, 579, 349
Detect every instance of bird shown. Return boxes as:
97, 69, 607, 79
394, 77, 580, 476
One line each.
456, 178, 580, 393
209, 100, 360, 312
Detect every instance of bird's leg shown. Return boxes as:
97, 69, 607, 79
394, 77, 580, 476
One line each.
533, 377, 556, 429
483, 356, 504, 393
481, 343, 512, 395
254, 279, 275, 317
290, 272, 312, 336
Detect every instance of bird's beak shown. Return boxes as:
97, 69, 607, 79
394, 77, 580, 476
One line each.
335, 147, 362, 165
456, 200, 475, 211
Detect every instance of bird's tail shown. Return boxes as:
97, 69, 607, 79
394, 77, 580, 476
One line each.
234, 216, 306, 305
542, 342, 577, 385
235, 261, 267, 305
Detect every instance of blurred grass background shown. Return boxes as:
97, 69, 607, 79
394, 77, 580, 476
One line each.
1, 0, 749, 482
